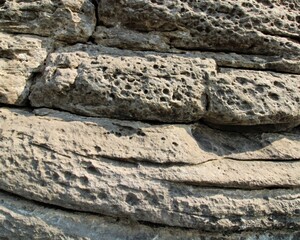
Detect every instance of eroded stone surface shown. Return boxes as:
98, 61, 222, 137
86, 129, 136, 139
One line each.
0, 0, 96, 43
0, 33, 57, 105
1, 108, 299, 166
1, 192, 299, 240
1, 107, 300, 230
206, 68, 300, 126
29, 44, 214, 122
29, 44, 300, 127
1, 125, 300, 230
94, 26, 300, 75
98, 0, 300, 56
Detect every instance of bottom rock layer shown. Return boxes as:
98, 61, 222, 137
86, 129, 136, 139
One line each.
1, 191, 299, 240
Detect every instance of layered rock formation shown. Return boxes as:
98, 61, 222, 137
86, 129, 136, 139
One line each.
0, 0, 299, 239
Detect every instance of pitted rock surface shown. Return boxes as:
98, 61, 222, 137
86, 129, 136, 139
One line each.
98, 0, 300, 56
0, 0, 300, 238
1, 109, 300, 230
29, 44, 214, 122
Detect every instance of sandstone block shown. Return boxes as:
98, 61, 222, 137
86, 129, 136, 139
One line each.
206, 68, 300, 126
29, 44, 214, 122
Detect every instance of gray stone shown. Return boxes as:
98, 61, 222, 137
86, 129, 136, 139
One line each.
1, 191, 299, 240
0, 0, 96, 43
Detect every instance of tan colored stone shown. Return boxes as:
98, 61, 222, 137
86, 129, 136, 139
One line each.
94, 26, 300, 74
1, 108, 299, 167
0, 0, 96, 43
206, 68, 300, 126
98, 0, 300, 56
29, 44, 214, 122
0, 33, 57, 105
0, 108, 300, 230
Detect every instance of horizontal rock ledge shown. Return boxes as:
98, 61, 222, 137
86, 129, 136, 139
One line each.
98, 0, 300, 56
1, 191, 299, 240
29, 44, 300, 127
1, 107, 300, 230
1, 107, 299, 165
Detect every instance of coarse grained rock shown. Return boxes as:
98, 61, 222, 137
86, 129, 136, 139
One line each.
98, 0, 300, 56
0, 32, 58, 105
206, 68, 300, 126
0, 107, 300, 231
1, 108, 299, 166
94, 26, 300, 75
0, 0, 96, 43
29, 44, 300, 128
1, 191, 300, 240
29, 44, 214, 122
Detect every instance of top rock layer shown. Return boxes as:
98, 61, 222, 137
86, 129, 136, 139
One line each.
0, 0, 96, 43
98, 0, 300, 56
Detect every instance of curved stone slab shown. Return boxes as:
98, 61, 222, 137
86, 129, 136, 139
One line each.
1, 192, 300, 239
1, 108, 299, 166
1, 140, 300, 230
98, 0, 300, 56
0, 0, 96, 43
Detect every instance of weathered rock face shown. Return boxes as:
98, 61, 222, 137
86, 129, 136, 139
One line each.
0, 0, 96, 43
2, 192, 300, 240
29, 44, 300, 127
97, 0, 300, 56
0, 0, 299, 239
0, 33, 58, 105
1, 107, 300, 231
29, 45, 213, 122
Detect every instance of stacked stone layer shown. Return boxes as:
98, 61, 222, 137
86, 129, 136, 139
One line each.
0, 0, 299, 239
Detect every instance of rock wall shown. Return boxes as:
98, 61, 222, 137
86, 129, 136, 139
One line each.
0, 0, 299, 239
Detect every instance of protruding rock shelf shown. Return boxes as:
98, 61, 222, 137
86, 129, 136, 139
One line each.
0, 107, 300, 231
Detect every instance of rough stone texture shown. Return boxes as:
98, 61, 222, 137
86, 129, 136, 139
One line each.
29, 44, 213, 122
97, 0, 300, 56
1, 191, 300, 240
0, 33, 57, 105
206, 68, 300, 126
1, 108, 299, 165
1, 0, 300, 238
0, 107, 300, 231
0, 0, 96, 43
29, 44, 300, 127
